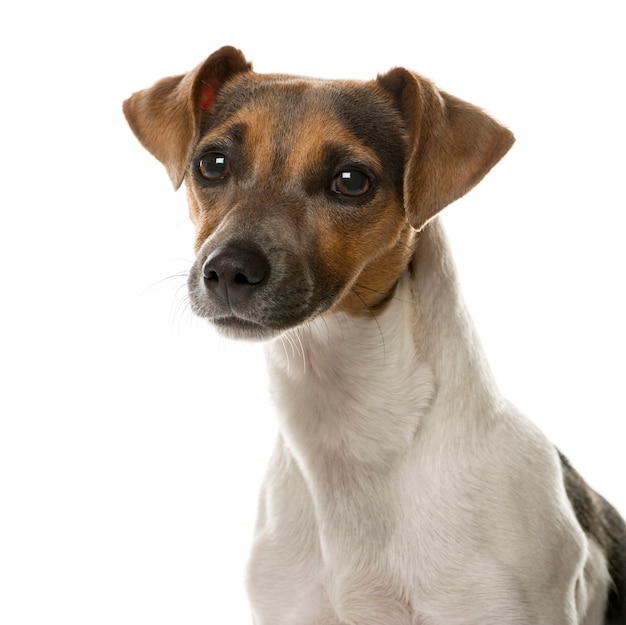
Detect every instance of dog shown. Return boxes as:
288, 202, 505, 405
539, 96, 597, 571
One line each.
124, 46, 626, 624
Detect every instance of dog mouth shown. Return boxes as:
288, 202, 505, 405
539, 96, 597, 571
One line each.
209, 315, 285, 341
188, 280, 332, 341
187, 249, 326, 340
186, 239, 348, 340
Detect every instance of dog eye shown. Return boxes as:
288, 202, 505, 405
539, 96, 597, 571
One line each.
332, 170, 371, 197
198, 153, 230, 180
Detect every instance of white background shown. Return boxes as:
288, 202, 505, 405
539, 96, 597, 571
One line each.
1, 1, 624, 623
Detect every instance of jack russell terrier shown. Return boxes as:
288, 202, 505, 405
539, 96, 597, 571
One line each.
124, 46, 625, 624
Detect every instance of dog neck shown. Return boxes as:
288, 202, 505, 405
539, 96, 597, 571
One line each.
264, 219, 501, 470
409, 219, 502, 424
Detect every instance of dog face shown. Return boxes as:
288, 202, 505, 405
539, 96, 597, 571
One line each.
124, 46, 514, 340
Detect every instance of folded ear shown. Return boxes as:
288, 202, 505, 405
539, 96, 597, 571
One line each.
376, 68, 514, 231
123, 46, 252, 189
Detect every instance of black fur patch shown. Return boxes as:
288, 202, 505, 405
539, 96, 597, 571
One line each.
559, 451, 626, 623
329, 86, 407, 198
201, 75, 407, 201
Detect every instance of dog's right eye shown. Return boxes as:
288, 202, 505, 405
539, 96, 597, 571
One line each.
332, 169, 371, 197
198, 153, 231, 181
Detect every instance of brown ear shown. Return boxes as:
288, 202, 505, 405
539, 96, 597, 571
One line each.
123, 46, 252, 189
377, 68, 514, 230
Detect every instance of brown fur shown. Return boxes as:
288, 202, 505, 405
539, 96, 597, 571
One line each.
123, 47, 252, 188
124, 46, 625, 623
123, 46, 513, 318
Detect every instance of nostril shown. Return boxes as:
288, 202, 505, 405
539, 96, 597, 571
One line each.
234, 272, 250, 285
204, 268, 219, 282
201, 245, 270, 306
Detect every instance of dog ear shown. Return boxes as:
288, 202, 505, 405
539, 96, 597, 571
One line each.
123, 46, 252, 189
376, 68, 514, 231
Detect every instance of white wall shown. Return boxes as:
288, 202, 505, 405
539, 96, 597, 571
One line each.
1, 1, 624, 622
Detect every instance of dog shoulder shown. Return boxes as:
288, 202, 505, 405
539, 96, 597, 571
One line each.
558, 451, 626, 623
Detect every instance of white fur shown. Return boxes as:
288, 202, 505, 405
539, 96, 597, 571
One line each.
246, 220, 610, 624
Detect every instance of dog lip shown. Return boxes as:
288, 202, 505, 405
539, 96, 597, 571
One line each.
211, 315, 283, 340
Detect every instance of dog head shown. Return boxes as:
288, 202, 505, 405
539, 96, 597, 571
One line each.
124, 46, 514, 340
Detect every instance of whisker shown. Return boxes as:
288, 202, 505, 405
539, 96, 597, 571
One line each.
283, 332, 298, 358
166, 277, 195, 334
292, 328, 306, 375
350, 287, 387, 361
137, 270, 190, 300
136, 261, 196, 334
171, 289, 194, 334
353, 282, 416, 306
278, 335, 292, 375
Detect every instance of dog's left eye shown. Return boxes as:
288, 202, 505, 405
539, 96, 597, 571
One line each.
332, 170, 371, 197
198, 153, 231, 180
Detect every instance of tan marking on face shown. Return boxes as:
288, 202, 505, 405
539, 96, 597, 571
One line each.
281, 105, 414, 314
187, 184, 225, 253
187, 87, 416, 318
233, 106, 279, 179
322, 208, 417, 316
284, 109, 358, 173
282, 110, 413, 315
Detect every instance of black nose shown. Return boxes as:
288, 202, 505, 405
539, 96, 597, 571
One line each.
202, 245, 270, 307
